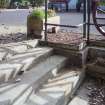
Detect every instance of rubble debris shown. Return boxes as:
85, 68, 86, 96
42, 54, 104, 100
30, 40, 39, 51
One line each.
0, 33, 27, 44
87, 80, 105, 105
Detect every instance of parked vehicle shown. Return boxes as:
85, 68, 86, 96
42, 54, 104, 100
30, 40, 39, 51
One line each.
48, 2, 66, 11
48, 0, 70, 12
48, 0, 81, 11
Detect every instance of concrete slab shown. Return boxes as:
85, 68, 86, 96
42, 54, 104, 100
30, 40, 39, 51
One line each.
10, 57, 36, 72
23, 68, 84, 105
5, 47, 53, 72
68, 79, 91, 105
7, 47, 53, 60
43, 76, 78, 89
0, 55, 67, 105
0, 63, 23, 82
0, 40, 39, 56
0, 51, 7, 61
68, 96, 88, 105
26, 88, 65, 105
6, 45, 28, 53
0, 68, 15, 83
23, 40, 39, 48
1, 39, 39, 48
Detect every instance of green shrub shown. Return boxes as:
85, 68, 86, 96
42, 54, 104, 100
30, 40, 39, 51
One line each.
29, 9, 45, 20
29, 9, 56, 20
30, 0, 44, 7
99, 1, 105, 6
0, 0, 9, 8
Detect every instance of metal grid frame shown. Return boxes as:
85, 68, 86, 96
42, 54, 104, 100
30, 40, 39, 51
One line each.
44, 0, 91, 44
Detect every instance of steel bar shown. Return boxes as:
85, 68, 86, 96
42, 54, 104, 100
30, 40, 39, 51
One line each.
87, 0, 91, 44
46, 22, 105, 27
92, 1, 105, 36
45, 0, 48, 41
83, 0, 87, 38
96, 17, 105, 20
45, 23, 86, 28
89, 23, 105, 27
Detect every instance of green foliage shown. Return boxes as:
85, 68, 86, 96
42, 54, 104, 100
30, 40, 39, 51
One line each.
9, 0, 22, 8
0, 0, 9, 8
10, 0, 22, 5
29, 0, 44, 7
29, 9, 45, 20
9, 0, 44, 8
100, 1, 105, 6
11, 0, 22, 3
29, 9, 56, 20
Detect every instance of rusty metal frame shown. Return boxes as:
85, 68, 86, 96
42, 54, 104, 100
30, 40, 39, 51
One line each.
45, 0, 105, 44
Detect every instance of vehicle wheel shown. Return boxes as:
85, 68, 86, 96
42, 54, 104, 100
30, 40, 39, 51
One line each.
92, 1, 105, 36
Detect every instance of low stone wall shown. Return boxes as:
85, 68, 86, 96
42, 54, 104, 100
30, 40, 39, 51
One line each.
87, 47, 105, 62
39, 41, 87, 67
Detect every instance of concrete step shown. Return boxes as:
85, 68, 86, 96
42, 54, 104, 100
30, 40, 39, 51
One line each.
0, 39, 39, 60
0, 39, 49, 62
1, 39, 39, 53
0, 63, 23, 83
0, 51, 8, 61
68, 79, 90, 105
7, 47, 53, 60
1, 47, 53, 61
0, 47, 16, 62
0, 55, 67, 105
68, 96, 88, 105
23, 68, 85, 105
7, 47, 53, 71
0, 47, 53, 83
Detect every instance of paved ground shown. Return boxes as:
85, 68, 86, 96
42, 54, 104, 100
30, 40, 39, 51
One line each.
0, 9, 102, 35
58, 12, 102, 35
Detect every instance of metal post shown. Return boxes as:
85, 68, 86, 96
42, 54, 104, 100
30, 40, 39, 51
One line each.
83, 0, 86, 38
45, 0, 48, 41
87, 0, 91, 44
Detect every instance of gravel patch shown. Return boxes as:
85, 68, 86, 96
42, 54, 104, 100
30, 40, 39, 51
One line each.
0, 28, 105, 45
0, 33, 27, 44
78, 76, 105, 105
47, 31, 84, 44
87, 78, 105, 105
47, 31, 105, 44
